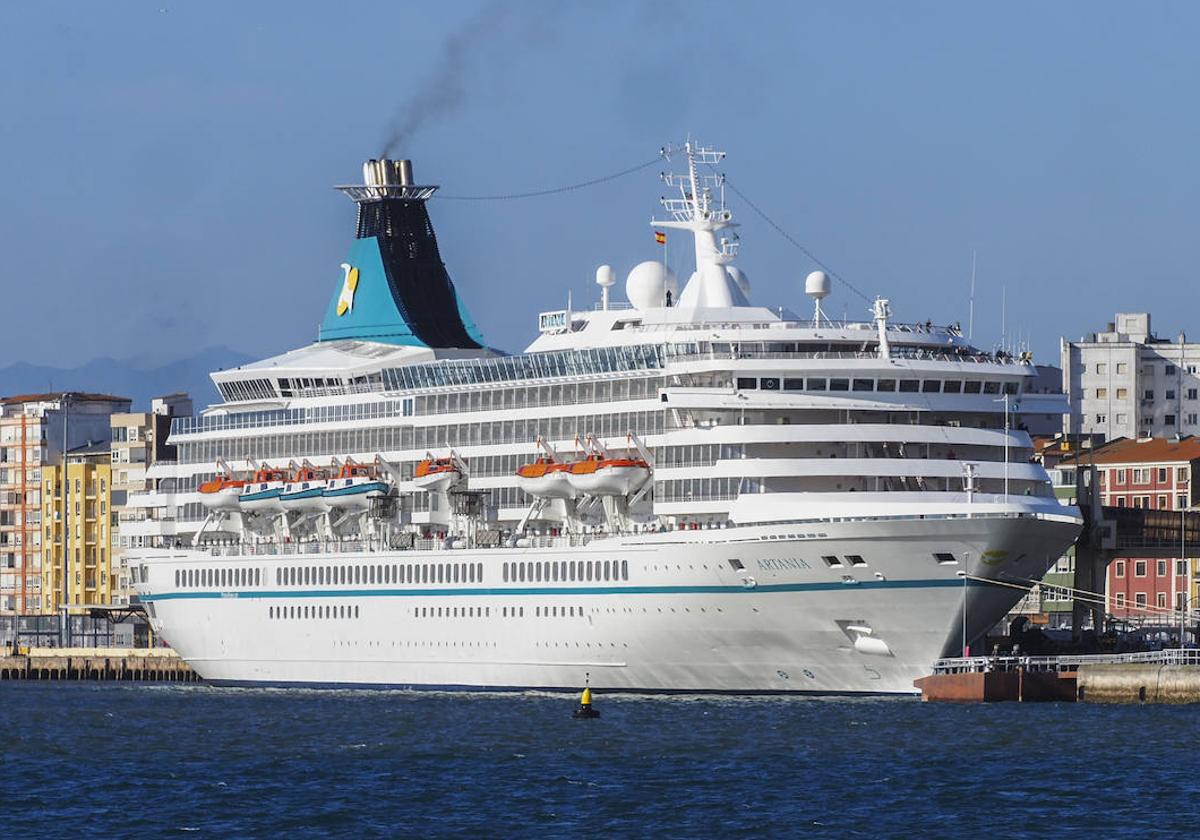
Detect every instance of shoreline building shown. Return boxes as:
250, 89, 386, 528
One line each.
0, 393, 130, 615
110, 394, 191, 605
1062, 313, 1200, 441
41, 443, 114, 614
1062, 436, 1200, 628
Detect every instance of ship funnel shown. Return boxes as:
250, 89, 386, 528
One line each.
323, 156, 485, 350
362, 158, 414, 187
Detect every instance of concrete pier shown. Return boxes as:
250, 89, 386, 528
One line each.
0, 648, 200, 682
1077, 663, 1200, 704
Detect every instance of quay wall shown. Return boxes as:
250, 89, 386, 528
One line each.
1077, 664, 1200, 704
0, 648, 200, 682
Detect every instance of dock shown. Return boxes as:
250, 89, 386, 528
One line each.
916, 649, 1200, 703
0, 647, 201, 682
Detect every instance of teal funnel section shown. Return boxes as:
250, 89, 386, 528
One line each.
318, 238, 426, 346
317, 235, 485, 348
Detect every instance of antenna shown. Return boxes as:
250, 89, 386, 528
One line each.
968, 249, 976, 340
1001, 283, 1007, 353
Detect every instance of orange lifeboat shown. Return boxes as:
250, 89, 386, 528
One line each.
566, 454, 650, 496
323, 462, 391, 510
239, 466, 290, 513
280, 465, 330, 512
198, 476, 245, 511
515, 457, 576, 499
414, 457, 462, 492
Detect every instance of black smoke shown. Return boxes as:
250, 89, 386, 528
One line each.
380, 2, 509, 157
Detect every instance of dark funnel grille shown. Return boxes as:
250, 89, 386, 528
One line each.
355, 199, 481, 349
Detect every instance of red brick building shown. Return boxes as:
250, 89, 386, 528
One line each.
1072, 437, 1200, 625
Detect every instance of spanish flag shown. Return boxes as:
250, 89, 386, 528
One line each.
654, 231, 666, 245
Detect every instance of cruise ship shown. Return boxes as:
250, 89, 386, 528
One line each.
130, 143, 1082, 694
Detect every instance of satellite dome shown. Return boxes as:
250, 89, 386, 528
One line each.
805, 270, 831, 299
626, 261, 677, 310
595, 265, 616, 288
726, 266, 751, 298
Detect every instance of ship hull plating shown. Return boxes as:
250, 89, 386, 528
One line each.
135, 515, 1078, 695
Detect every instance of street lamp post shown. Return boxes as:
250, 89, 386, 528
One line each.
960, 551, 970, 657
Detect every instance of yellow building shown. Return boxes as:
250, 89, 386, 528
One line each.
41, 454, 114, 614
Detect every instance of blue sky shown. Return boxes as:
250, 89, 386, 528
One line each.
2, 1, 1198, 368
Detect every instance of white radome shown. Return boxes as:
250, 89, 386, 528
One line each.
805, 270, 831, 300
626, 261, 677, 310
595, 265, 616, 288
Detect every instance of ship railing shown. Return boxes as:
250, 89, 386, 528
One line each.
198, 532, 601, 557
665, 348, 1026, 366
932, 648, 1200, 674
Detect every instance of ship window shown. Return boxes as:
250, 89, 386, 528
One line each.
519, 563, 526, 583
783, 378, 805, 391
502, 563, 509, 583
727, 558, 744, 571
736, 377, 757, 390
822, 555, 843, 568
943, 380, 962, 394
551, 563, 559, 582
453, 564, 460, 583
921, 380, 941, 393
174, 570, 180, 587
621, 560, 629, 580
829, 378, 849, 391
845, 555, 867, 567
437, 564, 445, 584
355, 606, 359, 618
604, 560, 611, 580
1003, 382, 1019, 395
760, 377, 780, 391
476, 563, 483, 582
852, 379, 874, 392
983, 381, 1001, 394
898, 380, 919, 393
221, 568, 228, 588
934, 553, 958, 565
877, 379, 896, 392
963, 380, 982, 394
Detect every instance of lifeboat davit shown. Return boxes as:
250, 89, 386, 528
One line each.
280, 466, 330, 512
323, 463, 391, 511
515, 458, 576, 499
239, 467, 290, 513
414, 457, 462, 492
566, 454, 650, 496
198, 476, 245, 512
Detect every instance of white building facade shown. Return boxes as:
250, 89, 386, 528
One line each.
1062, 313, 1200, 441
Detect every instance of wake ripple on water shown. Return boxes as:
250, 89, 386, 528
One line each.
0, 682, 1196, 838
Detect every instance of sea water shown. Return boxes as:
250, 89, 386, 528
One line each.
0, 683, 1193, 838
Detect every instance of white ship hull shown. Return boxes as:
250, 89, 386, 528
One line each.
133, 512, 1078, 694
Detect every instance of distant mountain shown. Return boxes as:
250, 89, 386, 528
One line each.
0, 346, 256, 410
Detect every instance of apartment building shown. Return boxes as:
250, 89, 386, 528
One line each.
0, 393, 130, 614
1062, 312, 1200, 441
1064, 436, 1200, 626
41, 446, 114, 613
110, 393, 191, 604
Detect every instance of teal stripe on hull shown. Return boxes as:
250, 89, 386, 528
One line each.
323, 482, 387, 498
143, 578, 966, 602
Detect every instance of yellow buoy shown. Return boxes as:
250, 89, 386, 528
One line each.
573, 676, 600, 719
